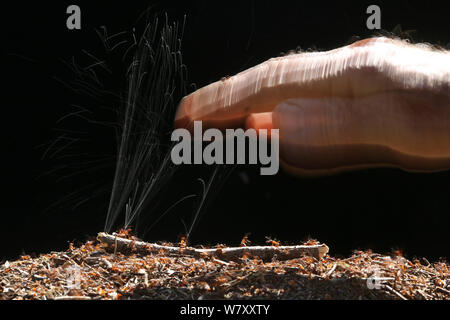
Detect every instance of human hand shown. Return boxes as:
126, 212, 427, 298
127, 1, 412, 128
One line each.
174, 37, 450, 175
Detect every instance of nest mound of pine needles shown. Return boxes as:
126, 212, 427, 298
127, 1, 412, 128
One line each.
1, 231, 448, 300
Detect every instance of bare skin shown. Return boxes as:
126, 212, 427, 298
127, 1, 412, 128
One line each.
174, 37, 450, 176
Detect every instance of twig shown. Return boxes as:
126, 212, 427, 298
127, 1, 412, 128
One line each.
436, 287, 450, 295
383, 284, 408, 300
97, 232, 329, 261
417, 290, 432, 300
212, 257, 230, 265
324, 263, 337, 278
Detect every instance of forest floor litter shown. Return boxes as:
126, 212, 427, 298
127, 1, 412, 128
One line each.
1, 230, 448, 300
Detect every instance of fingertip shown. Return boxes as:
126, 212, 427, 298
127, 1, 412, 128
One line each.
174, 94, 193, 129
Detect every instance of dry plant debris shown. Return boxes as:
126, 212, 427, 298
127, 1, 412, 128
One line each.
0, 231, 448, 300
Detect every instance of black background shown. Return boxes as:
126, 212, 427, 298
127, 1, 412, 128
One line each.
3, 0, 449, 261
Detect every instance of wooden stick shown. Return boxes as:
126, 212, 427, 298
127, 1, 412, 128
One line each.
383, 284, 408, 300
97, 232, 329, 261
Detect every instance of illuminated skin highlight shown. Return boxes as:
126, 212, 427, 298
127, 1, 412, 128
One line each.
175, 37, 450, 176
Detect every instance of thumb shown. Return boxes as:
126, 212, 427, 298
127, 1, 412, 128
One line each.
270, 94, 450, 176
